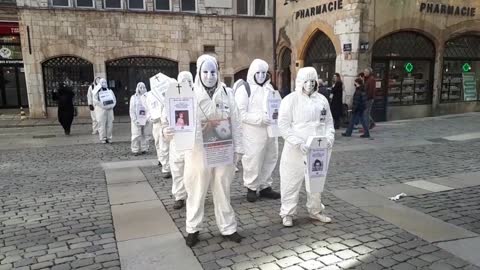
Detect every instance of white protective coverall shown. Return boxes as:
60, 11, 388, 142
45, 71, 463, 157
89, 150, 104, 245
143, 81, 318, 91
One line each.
161, 71, 194, 201
183, 55, 243, 235
87, 77, 100, 134
235, 59, 278, 191
130, 82, 151, 153
94, 78, 116, 143
278, 67, 335, 218
144, 76, 171, 173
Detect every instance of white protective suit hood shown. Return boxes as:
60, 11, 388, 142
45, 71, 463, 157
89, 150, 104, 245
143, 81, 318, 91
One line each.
135, 82, 147, 96
295, 67, 318, 95
247, 59, 269, 87
195, 54, 219, 91
178, 71, 194, 89
93, 78, 107, 96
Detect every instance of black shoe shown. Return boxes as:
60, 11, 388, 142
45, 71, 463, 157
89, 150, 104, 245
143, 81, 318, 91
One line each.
141, 151, 147, 155
158, 162, 162, 167
133, 152, 140, 156
173, 200, 185, 210
64, 130, 70, 136
259, 187, 281, 199
246, 189, 257, 202
162, 172, 172, 179
186, 232, 199, 247
224, 232, 243, 243
106, 140, 111, 144
360, 134, 370, 138
341, 133, 351, 137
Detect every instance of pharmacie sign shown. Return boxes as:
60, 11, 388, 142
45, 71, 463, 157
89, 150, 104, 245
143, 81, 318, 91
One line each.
419, 2, 476, 17
295, 0, 343, 20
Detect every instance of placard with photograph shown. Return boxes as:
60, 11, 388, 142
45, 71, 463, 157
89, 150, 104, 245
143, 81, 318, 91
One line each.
201, 118, 234, 168
266, 91, 282, 137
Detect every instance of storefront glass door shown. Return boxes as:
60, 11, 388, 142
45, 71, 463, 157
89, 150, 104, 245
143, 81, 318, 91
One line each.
0, 65, 28, 108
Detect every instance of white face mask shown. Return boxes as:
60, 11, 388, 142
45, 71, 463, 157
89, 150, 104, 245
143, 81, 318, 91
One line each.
303, 80, 316, 94
101, 80, 108, 89
138, 85, 147, 95
200, 61, 218, 89
255, 71, 267, 85
182, 78, 193, 88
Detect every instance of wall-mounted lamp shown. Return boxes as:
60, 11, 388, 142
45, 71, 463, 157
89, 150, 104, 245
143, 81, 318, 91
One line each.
284, 0, 298, 5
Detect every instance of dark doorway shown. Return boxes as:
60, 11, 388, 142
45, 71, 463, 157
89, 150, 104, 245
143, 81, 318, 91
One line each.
0, 65, 27, 108
106, 57, 178, 115
304, 31, 337, 86
279, 48, 292, 98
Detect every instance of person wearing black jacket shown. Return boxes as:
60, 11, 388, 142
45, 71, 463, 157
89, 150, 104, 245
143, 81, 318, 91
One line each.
342, 78, 370, 138
331, 73, 343, 129
55, 81, 75, 135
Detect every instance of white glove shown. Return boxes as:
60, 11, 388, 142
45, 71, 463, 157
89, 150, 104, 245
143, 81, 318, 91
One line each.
262, 116, 272, 126
162, 127, 175, 142
299, 144, 309, 154
234, 153, 243, 165
326, 138, 334, 149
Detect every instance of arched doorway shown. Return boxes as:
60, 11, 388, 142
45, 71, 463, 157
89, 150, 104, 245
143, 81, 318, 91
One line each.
304, 31, 337, 86
106, 57, 178, 115
279, 48, 292, 98
372, 31, 435, 121
42, 56, 94, 108
442, 35, 480, 103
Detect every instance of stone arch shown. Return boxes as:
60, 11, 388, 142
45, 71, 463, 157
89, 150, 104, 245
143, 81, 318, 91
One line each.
297, 20, 341, 62
371, 19, 443, 49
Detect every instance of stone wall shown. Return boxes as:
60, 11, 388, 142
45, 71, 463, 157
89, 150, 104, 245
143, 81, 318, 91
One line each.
17, 9, 273, 117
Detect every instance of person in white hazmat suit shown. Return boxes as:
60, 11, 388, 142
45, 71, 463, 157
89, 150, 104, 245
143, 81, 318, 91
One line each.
144, 75, 172, 179
234, 59, 281, 203
87, 77, 100, 135
278, 67, 335, 227
169, 55, 243, 247
93, 78, 116, 144
129, 82, 151, 155
160, 71, 194, 210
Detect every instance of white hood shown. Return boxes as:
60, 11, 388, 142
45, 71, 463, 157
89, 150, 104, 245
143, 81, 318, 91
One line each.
295, 67, 318, 92
246, 59, 269, 86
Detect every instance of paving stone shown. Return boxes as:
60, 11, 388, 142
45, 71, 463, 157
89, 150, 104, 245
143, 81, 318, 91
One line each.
318, 254, 342, 265
273, 250, 296, 259
276, 256, 303, 268
336, 250, 358, 260
299, 252, 319, 261
299, 260, 325, 270
392, 263, 416, 270
259, 263, 280, 270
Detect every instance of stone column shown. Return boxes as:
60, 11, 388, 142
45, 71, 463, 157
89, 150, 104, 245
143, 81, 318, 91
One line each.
432, 43, 444, 116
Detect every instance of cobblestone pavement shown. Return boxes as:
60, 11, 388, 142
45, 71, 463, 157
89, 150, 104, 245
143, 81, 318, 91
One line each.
401, 186, 480, 235
145, 165, 480, 270
327, 139, 480, 190
2, 113, 480, 270
0, 141, 155, 270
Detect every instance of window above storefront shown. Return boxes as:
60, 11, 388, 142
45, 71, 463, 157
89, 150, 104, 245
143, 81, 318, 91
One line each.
373, 32, 435, 59
442, 35, 480, 103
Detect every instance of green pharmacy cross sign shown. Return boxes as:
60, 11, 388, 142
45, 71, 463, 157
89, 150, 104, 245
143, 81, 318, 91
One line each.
462, 63, 472, 72
405, 62, 414, 73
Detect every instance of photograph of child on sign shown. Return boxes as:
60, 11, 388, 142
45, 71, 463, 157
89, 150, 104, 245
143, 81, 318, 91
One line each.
175, 110, 189, 128
202, 119, 232, 143
312, 159, 323, 172
272, 109, 279, 120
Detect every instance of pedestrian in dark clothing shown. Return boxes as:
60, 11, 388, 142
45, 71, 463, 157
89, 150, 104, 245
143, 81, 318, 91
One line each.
331, 73, 343, 129
56, 82, 75, 135
363, 68, 376, 129
317, 79, 330, 102
342, 78, 370, 138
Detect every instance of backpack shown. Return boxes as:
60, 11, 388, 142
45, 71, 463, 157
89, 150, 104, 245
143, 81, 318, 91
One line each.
233, 79, 251, 98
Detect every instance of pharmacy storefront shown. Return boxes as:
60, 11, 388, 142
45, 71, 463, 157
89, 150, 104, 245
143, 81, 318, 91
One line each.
276, 0, 480, 120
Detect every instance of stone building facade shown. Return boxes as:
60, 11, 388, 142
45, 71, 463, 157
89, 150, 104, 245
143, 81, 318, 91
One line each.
17, 0, 274, 117
276, 0, 480, 120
